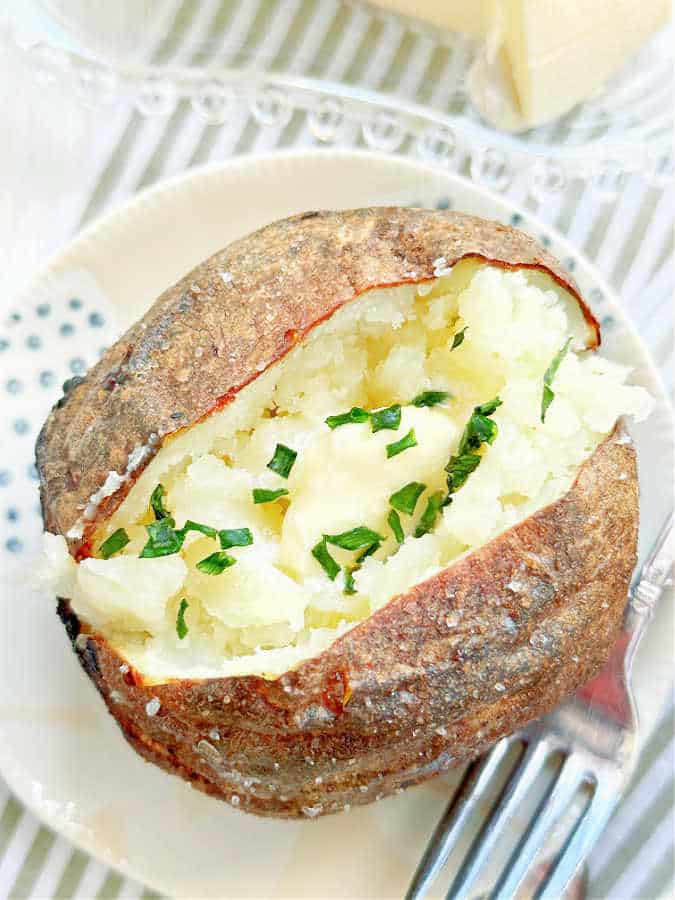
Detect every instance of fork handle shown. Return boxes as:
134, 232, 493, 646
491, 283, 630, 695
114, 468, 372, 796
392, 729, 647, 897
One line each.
624, 512, 674, 658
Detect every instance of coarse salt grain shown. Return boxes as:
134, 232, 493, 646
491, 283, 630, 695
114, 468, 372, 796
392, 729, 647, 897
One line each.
302, 805, 322, 818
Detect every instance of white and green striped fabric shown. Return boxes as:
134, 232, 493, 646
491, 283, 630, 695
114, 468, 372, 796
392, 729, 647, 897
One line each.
1, 1, 672, 897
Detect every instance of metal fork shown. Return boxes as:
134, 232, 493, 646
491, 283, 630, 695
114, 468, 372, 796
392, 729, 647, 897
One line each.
407, 513, 674, 900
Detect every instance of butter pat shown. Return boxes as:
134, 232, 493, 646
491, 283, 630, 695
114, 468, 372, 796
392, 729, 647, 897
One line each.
367, 0, 496, 35
369, 0, 670, 130
470, 0, 671, 130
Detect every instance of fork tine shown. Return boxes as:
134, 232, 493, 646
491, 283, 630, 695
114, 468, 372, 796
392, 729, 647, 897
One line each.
490, 755, 585, 900
443, 738, 554, 899
405, 738, 513, 900
538, 782, 619, 900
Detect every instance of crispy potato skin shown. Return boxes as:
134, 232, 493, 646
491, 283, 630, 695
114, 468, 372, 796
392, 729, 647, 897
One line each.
36, 208, 598, 555
57, 426, 637, 818
38, 207, 629, 818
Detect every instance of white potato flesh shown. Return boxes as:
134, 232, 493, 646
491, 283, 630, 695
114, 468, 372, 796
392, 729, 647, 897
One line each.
74, 555, 187, 632
280, 406, 456, 579
186, 552, 308, 631
46, 262, 654, 681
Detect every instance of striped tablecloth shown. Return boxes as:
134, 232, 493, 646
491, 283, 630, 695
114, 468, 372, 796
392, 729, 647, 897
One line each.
0, 1, 673, 897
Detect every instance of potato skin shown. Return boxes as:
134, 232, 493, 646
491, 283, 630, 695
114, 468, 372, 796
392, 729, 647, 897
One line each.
38, 207, 629, 818
36, 207, 599, 556
57, 425, 637, 818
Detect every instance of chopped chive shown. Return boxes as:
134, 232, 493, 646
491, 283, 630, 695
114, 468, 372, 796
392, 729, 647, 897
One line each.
182, 519, 218, 539
386, 428, 417, 458
356, 542, 381, 563
312, 538, 340, 580
325, 527, 385, 551
414, 491, 446, 538
150, 483, 170, 520
388, 509, 404, 544
196, 551, 236, 575
139, 518, 185, 558
343, 567, 357, 595
411, 390, 451, 408
219, 527, 253, 549
451, 326, 467, 350
266, 443, 297, 479
325, 407, 370, 429
457, 398, 502, 456
446, 398, 502, 496
445, 453, 481, 493
474, 397, 502, 416
99, 527, 130, 559
176, 599, 189, 640
370, 404, 402, 432
541, 337, 572, 423
252, 487, 289, 504
389, 481, 426, 516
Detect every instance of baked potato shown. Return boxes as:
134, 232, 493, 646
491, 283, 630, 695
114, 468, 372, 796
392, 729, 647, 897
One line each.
37, 208, 653, 818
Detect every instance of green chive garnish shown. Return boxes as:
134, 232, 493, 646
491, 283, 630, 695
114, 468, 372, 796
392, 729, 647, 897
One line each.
325, 407, 370, 429
445, 453, 481, 493
389, 482, 426, 516
139, 519, 185, 558
411, 390, 451, 408
266, 443, 297, 479
182, 520, 218, 539
99, 527, 130, 559
196, 551, 236, 575
456, 398, 502, 456
475, 398, 502, 416
445, 398, 502, 497
219, 527, 253, 549
388, 509, 404, 544
325, 527, 385, 551
541, 337, 572, 423
356, 542, 381, 562
386, 428, 417, 458
370, 404, 402, 432
451, 326, 467, 350
414, 491, 446, 538
150, 484, 170, 520
176, 599, 189, 640
343, 567, 357, 595
312, 538, 340, 580
252, 487, 289, 504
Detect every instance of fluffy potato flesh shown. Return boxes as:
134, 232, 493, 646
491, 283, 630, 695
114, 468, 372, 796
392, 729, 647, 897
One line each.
47, 261, 652, 682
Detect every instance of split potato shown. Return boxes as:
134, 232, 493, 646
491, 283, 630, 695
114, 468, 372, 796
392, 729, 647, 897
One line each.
37, 208, 652, 817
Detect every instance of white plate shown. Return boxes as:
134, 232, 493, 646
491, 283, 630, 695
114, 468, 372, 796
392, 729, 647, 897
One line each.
0, 150, 672, 899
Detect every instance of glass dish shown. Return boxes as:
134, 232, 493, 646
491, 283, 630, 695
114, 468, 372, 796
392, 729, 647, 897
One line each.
6, 0, 673, 200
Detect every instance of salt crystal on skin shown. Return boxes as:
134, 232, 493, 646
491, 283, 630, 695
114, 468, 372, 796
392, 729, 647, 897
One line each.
302, 805, 322, 818
145, 697, 161, 717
